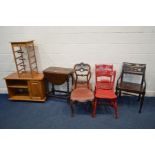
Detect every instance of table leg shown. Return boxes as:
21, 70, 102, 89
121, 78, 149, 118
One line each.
52, 83, 55, 95
45, 78, 49, 95
71, 74, 74, 85
67, 77, 69, 94
67, 76, 72, 103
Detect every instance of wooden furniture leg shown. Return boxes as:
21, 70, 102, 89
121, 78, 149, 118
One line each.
139, 93, 145, 113
70, 101, 74, 117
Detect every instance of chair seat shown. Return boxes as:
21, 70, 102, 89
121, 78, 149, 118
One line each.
96, 82, 113, 90
71, 87, 94, 102
117, 82, 144, 93
72, 83, 92, 90
95, 89, 117, 99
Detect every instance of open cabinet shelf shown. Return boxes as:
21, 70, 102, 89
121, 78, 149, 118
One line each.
5, 72, 46, 102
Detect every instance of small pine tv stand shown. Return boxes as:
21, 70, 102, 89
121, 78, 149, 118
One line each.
5, 72, 46, 102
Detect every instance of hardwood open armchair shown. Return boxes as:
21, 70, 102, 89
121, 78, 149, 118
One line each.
116, 62, 146, 113
70, 63, 94, 117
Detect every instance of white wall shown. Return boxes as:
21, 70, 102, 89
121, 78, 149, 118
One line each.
0, 26, 155, 95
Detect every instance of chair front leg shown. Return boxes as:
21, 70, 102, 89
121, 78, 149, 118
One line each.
139, 93, 145, 113
92, 99, 97, 117
70, 100, 74, 117
119, 90, 121, 97
89, 101, 93, 113
115, 87, 118, 96
113, 99, 118, 119
137, 94, 141, 101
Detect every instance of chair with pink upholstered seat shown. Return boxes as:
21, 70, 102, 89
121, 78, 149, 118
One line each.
70, 63, 94, 117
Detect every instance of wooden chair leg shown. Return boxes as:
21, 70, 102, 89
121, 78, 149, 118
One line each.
119, 90, 121, 97
113, 100, 118, 119
115, 102, 118, 119
115, 88, 119, 96
89, 101, 93, 113
92, 99, 97, 117
70, 100, 74, 117
139, 94, 145, 113
137, 94, 141, 101
67, 96, 70, 104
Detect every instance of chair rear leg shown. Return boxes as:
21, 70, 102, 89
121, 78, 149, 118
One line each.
119, 90, 121, 97
89, 101, 93, 113
137, 94, 141, 101
67, 96, 70, 104
139, 94, 145, 113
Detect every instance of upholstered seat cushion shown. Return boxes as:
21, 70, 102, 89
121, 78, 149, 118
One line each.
71, 88, 94, 102
72, 83, 92, 90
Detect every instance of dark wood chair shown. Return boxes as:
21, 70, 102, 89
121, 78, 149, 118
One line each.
116, 62, 146, 113
70, 63, 94, 117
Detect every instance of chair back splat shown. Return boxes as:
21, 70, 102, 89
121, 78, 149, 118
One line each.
95, 64, 115, 90
74, 62, 91, 89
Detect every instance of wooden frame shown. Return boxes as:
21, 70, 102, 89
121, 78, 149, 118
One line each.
43, 67, 74, 99
93, 64, 118, 118
116, 62, 146, 113
11, 41, 38, 77
5, 72, 46, 102
70, 63, 94, 116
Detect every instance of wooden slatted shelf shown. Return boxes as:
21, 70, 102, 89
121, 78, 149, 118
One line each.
11, 41, 38, 77
8, 85, 28, 88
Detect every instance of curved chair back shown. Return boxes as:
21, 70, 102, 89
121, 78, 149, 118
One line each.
74, 62, 91, 89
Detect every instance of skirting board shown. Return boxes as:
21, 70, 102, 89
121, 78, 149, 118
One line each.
0, 88, 155, 97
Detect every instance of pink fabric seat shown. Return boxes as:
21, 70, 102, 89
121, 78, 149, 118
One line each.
71, 87, 94, 102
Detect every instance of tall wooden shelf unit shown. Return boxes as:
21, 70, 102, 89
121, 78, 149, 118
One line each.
11, 41, 38, 77
5, 41, 46, 102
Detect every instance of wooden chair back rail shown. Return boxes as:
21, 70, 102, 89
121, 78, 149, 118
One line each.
95, 64, 113, 82
95, 64, 116, 90
96, 64, 113, 71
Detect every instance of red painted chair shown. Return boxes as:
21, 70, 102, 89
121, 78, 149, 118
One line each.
93, 64, 118, 118
70, 63, 94, 116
